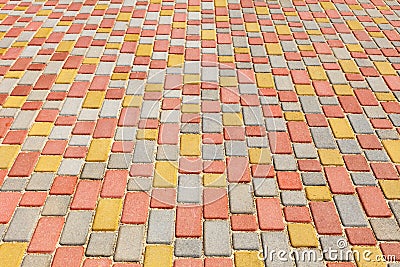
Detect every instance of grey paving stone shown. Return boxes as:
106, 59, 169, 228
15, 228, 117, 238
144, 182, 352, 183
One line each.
299, 96, 322, 113
334, 195, 368, 227
348, 114, 374, 134
376, 129, 400, 140
294, 249, 324, 267
157, 145, 179, 161
26, 173, 54, 191
60, 98, 83, 116
133, 140, 156, 163
69, 135, 91, 146
261, 232, 294, 267
114, 225, 144, 262
293, 143, 318, 159
337, 139, 361, 154
178, 175, 201, 204
10, 110, 37, 130
225, 141, 247, 156
363, 106, 388, 119
202, 145, 224, 160
247, 137, 269, 148
58, 159, 84, 176
202, 114, 222, 133
350, 172, 377, 186
265, 118, 286, 132
243, 107, 264, 126
232, 232, 260, 250
21, 254, 51, 267
1, 178, 27, 191
42, 195, 70, 216
80, 162, 106, 179
281, 191, 307, 206
320, 236, 353, 261
364, 150, 390, 162
21, 137, 46, 151
253, 178, 278, 197
301, 172, 326, 186
141, 101, 160, 119
108, 153, 132, 169
370, 218, 400, 241
310, 127, 337, 149
100, 100, 122, 118
4, 208, 40, 242
239, 84, 258, 95
174, 238, 203, 257
60, 211, 93, 245
127, 177, 152, 191
228, 184, 255, 214
147, 209, 175, 244
273, 155, 297, 171
390, 201, 400, 225
49, 126, 73, 140
86, 232, 116, 257
204, 220, 231, 256
181, 123, 201, 133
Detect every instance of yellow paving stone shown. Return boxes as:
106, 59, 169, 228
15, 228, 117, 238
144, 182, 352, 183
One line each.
307, 66, 328, 80
167, 54, 184, 67
0, 145, 20, 169
111, 73, 129, 80
374, 61, 397, 75
320, 2, 335, 10
218, 56, 234, 63
160, 9, 173, 16
328, 118, 355, 139
203, 173, 227, 187
0, 14, 6, 20
245, 22, 261, 32
275, 25, 291, 35
234, 251, 264, 267
56, 41, 75, 52
95, 4, 108, 9
29, 122, 53, 136
145, 84, 163, 92
136, 44, 153, 57
188, 6, 200, 12
86, 139, 112, 162
288, 223, 319, 247
265, 43, 283, 55
117, 12, 131, 21
248, 148, 272, 164
144, 245, 173, 267
150, 0, 161, 4
346, 44, 364, 52
222, 113, 243, 126
382, 140, 400, 163
181, 104, 200, 113
123, 95, 142, 107
124, 34, 139, 42
298, 45, 314, 51
318, 149, 344, 166
184, 74, 200, 84
180, 134, 201, 156
307, 30, 322, 35
35, 155, 62, 172
255, 6, 269, 15
305, 186, 332, 201
295, 84, 315, 95
0, 243, 28, 267
201, 30, 216, 40
83, 58, 100, 64
234, 47, 250, 54
349, 4, 362, 10
216, 16, 229, 22
57, 21, 72, 26
373, 17, 388, 24
11, 41, 28, 47
83, 91, 106, 109
369, 32, 385, 38
106, 43, 122, 50
339, 60, 360, 73
284, 112, 305, 121
219, 77, 238, 87
172, 22, 186, 28
379, 180, 400, 199
333, 84, 354, 95
55, 69, 77, 84
34, 28, 52, 38
346, 20, 363, 30
256, 73, 275, 88
153, 161, 178, 187
92, 198, 123, 231
375, 92, 396, 101
136, 129, 158, 140
4, 71, 24, 79
214, 0, 227, 6
285, 11, 298, 17
352, 246, 386, 267
2, 96, 26, 108
37, 10, 52, 16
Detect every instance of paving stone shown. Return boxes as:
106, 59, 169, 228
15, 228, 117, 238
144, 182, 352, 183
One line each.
229, 184, 255, 214
337, 139, 362, 154
253, 178, 278, 197
310, 128, 337, 149
86, 232, 116, 257
281, 191, 307, 206
225, 141, 248, 156
108, 153, 132, 169
174, 238, 202, 257
147, 209, 175, 244
4, 208, 40, 242
204, 220, 231, 256
157, 145, 179, 161
232, 232, 260, 250
334, 195, 368, 227
26, 173, 54, 191
293, 143, 318, 159
370, 218, 400, 241
178, 175, 201, 204
347, 114, 374, 134
80, 162, 106, 179
350, 172, 377, 186
114, 225, 144, 262
261, 232, 294, 267
273, 155, 297, 171
127, 177, 152, 191
301, 173, 326, 186
42, 195, 70, 216
21, 255, 51, 267
60, 211, 93, 245
320, 236, 353, 261
1, 178, 27, 191
202, 145, 224, 160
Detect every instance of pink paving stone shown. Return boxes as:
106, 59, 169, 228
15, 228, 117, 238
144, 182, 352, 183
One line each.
179, 157, 202, 174
8, 152, 40, 177
226, 157, 251, 182
256, 198, 285, 231
324, 167, 355, 194
101, 170, 128, 198
0, 192, 21, 223
52, 247, 84, 267
158, 123, 180, 144
176, 205, 202, 237
70, 180, 102, 210
121, 192, 150, 224
310, 202, 342, 235
28, 217, 64, 253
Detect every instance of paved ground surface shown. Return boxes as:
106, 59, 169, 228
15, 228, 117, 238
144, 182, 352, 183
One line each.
0, 0, 400, 266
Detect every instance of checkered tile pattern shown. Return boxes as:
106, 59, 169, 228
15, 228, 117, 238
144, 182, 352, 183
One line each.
0, 0, 400, 266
